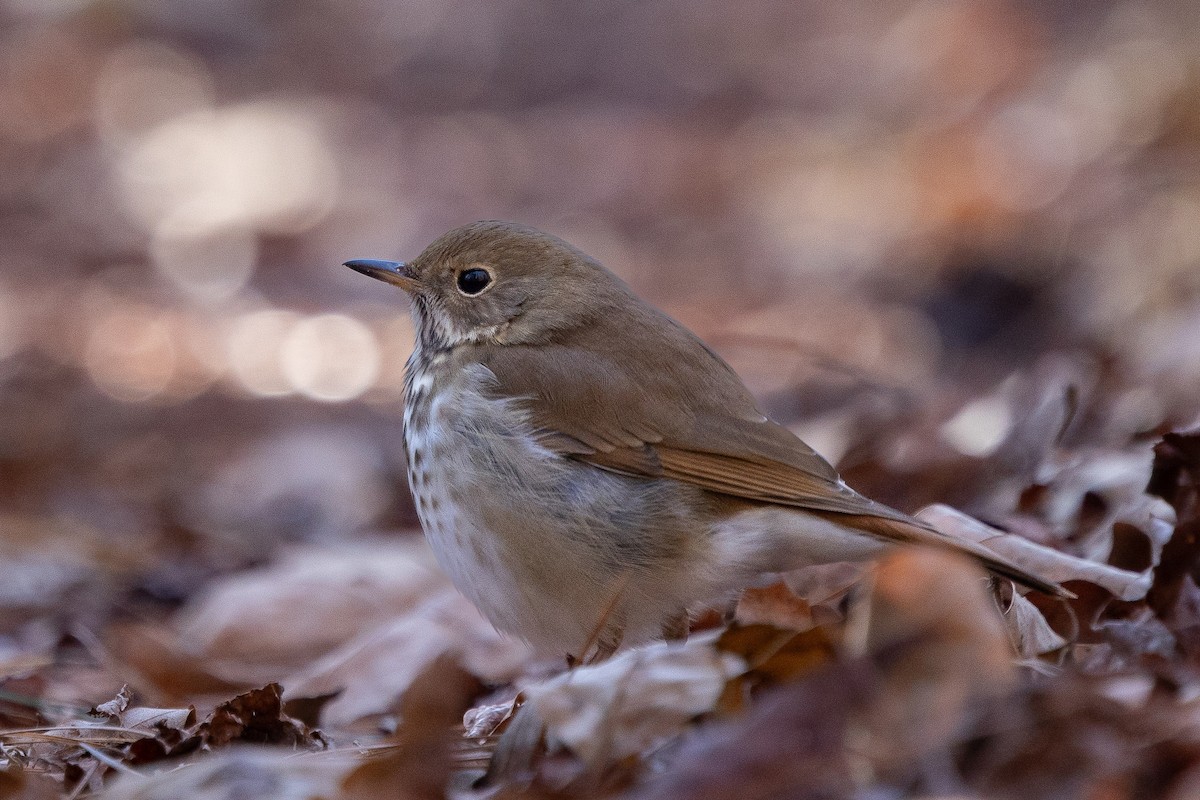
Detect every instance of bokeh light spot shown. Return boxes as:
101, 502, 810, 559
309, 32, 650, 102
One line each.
150, 222, 257, 302
975, 101, 1079, 211
226, 309, 300, 397
84, 307, 176, 403
116, 102, 339, 238
281, 314, 380, 402
940, 395, 1013, 458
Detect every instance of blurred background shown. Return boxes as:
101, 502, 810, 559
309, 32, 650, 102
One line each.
1, 0, 1198, 626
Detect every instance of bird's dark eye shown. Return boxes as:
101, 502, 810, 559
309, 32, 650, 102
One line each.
456, 267, 493, 295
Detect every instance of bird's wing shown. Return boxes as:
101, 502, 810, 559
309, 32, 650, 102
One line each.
475, 328, 910, 523
475, 330, 1066, 597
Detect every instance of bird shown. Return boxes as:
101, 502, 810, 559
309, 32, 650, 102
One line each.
345, 221, 1062, 659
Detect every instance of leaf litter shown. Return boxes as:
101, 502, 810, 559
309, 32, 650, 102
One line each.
3, 3, 1200, 794
3, 433, 1194, 799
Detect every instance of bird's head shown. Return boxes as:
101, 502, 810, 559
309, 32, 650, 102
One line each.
346, 221, 629, 349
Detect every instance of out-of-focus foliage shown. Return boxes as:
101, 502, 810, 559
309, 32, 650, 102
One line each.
1, 0, 1199, 797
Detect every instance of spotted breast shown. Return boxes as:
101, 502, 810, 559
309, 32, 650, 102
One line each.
401, 344, 722, 657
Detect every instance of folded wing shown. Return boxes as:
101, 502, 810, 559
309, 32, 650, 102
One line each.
474, 319, 1064, 596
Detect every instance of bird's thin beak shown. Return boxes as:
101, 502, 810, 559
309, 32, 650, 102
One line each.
343, 259, 419, 292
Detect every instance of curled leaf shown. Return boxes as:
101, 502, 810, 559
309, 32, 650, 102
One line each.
918, 504, 1153, 600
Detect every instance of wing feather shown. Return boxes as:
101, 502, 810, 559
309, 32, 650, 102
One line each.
470, 319, 1063, 596
477, 332, 906, 521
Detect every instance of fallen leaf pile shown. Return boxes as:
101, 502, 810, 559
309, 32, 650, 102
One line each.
0, 427, 1196, 797
3, 0, 1200, 797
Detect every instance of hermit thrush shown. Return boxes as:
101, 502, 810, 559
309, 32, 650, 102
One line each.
346, 221, 1060, 658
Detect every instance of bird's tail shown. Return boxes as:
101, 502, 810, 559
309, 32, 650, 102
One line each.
822, 512, 1071, 598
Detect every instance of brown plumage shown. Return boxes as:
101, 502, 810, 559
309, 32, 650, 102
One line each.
345, 221, 1063, 657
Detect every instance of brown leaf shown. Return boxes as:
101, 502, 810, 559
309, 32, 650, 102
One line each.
120, 705, 195, 731
735, 582, 814, 631
1149, 428, 1200, 515
715, 624, 836, 710
1149, 520, 1200, 618
338, 654, 481, 800
105, 622, 250, 702
963, 681, 1198, 797
282, 691, 341, 729
1003, 589, 1068, 657
486, 636, 744, 787
847, 547, 1015, 772
627, 663, 869, 800
0, 673, 47, 729
198, 683, 319, 749
126, 713, 203, 766
174, 541, 452, 684
1164, 574, 1200, 659
463, 696, 520, 740
0, 768, 60, 800
284, 594, 528, 728
91, 684, 131, 718
100, 746, 356, 800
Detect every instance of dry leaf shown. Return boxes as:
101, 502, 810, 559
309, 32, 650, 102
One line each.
1149, 428, 1200, 513
104, 621, 251, 701
285, 590, 529, 728
918, 504, 1153, 600
0, 768, 60, 800
91, 684, 131, 718
847, 548, 1015, 772
1003, 589, 1068, 658
120, 705, 195, 731
781, 562, 867, 610
715, 625, 836, 705
198, 683, 320, 749
99, 746, 356, 800
174, 539, 450, 682
735, 582, 814, 631
625, 663, 866, 800
463, 697, 520, 742
338, 654, 480, 800
506, 635, 744, 771
1030, 446, 1162, 560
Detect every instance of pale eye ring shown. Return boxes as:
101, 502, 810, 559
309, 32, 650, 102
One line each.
456, 267, 493, 296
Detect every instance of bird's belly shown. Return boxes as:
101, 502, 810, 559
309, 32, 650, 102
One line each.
403, 369, 711, 654
407, 423, 622, 654
410, 467, 537, 643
